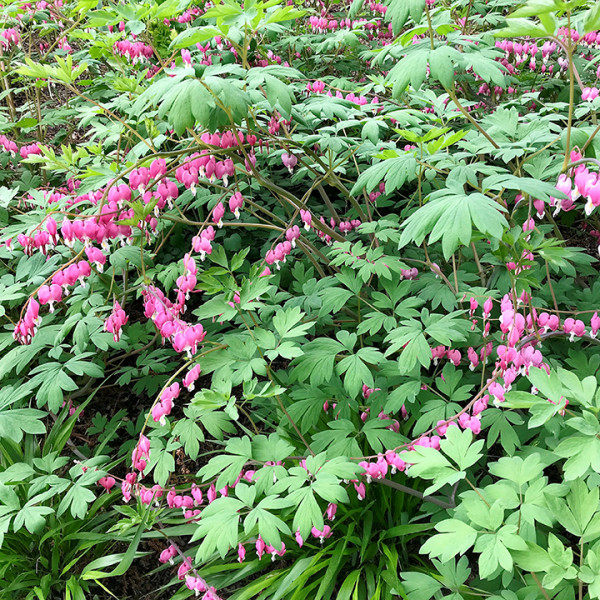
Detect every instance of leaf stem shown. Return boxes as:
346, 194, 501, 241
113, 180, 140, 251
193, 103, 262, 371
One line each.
561, 12, 575, 172
531, 572, 551, 600
372, 478, 455, 510
424, 4, 435, 50
446, 87, 500, 150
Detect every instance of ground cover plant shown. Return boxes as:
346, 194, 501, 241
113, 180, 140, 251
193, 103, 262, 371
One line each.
3, 0, 600, 598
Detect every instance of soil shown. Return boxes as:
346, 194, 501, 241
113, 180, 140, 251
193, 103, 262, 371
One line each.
97, 541, 176, 600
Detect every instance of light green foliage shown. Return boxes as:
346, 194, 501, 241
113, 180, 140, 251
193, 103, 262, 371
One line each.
3, 0, 600, 598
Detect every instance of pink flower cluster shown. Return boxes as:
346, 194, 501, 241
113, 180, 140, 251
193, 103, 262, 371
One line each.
255, 536, 286, 561
130, 435, 150, 476
51, 260, 92, 291
212, 202, 225, 227
0, 135, 18, 156
0, 27, 20, 48
142, 285, 206, 357
548, 153, 600, 218
353, 289, 600, 498
13, 299, 41, 344
175, 555, 221, 598
152, 382, 180, 426
17, 228, 53, 256
400, 267, 419, 280
159, 544, 178, 565
61, 212, 133, 248
113, 40, 154, 64
14, 260, 93, 343
120, 472, 137, 502
19, 143, 41, 159
175, 152, 236, 193
169, 5, 202, 23
368, 181, 386, 203
313, 216, 361, 245
177, 253, 198, 306
265, 241, 293, 268
229, 191, 245, 218
300, 209, 312, 230
57, 37, 72, 53
307, 14, 393, 43
104, 300, 128, 342
192, 225, 216, 261
306, 83, 381, 109
107, 21, 125, 33
199, 130, 248, 150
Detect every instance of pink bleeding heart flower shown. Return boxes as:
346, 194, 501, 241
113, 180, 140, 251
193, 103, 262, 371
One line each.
98, 476, 116, 492
228, 191, 244, 218
212, 202, 225, 228
281, 153, 298, 174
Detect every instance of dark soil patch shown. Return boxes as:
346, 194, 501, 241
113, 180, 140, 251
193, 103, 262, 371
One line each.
94, 539, 177, 600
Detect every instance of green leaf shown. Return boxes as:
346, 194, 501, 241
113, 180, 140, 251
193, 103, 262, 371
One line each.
460, 51, 507, 87
171, 418, 205, 460
566, 479, 598, 535
244, 506, 291, 548
401, 572, 442, 600
387, 49, 429, 96
15, 118, 38, 129
399, 190, 508, 260
362, 419, 403, 454
337, 353, 377, 397
349, 0, 365, 18
420, 519, 478, 562
584, 4, 600, 33
440, 427, 484, 470
554, 435, 600, 480
547, 532, 574, 570
157, 79, 216, 135
496, 17, 552, 38
488, 454, 544, 486
272, 307, 311, 339
511, 0, 562, 18
291, 338, 344, 385
406, 445, 463, 494
382, 321, 429, 374
528, 400, 563, 429
263, 74, 294, 117
512, 542, 551, 571
424, 311, 471, 346
0, 408, 46, 443
171, 26, 222, 49
384, 0, 426, 34
153, 447, 175, 487
465, 499, 505, 531
312, 473, 350, 504
351, 152, 418, 196
482, 174, 567, 203
193, 497, 244, 560
291, 488, 324, 539
362, 119, 381, 144
57, 484, 96, 520
475, 532, 513, 579
13, 505, 54, 535
252, 433, 295, 463
428, 47, 455, 89
83, 504, 152, 579
127, 20, 145, 35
